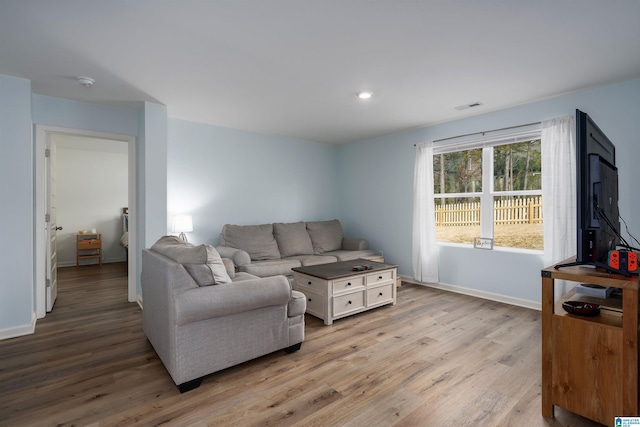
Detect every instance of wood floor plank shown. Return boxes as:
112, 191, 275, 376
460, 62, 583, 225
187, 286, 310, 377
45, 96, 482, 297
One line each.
0, 264, 604, 426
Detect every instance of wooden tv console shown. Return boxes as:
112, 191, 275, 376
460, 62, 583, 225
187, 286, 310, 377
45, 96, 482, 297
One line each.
541, 258, 639, 425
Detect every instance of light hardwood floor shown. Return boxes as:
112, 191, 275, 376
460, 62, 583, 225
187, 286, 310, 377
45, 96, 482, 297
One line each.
0, 262, 603, 426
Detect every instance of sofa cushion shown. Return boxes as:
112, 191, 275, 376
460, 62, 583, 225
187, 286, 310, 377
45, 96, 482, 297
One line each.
306, 219, 343, 254
183, 263, 232, 286
323, 249, 375, 261
273, 221, 314, 257
151, 236, 207, 263
221, 258, 235, 279
151, 236, 232, 285
221, 224, 281, 261
240, 259, 301, 277
284, 254, 337, 266
232, 272, 261, 282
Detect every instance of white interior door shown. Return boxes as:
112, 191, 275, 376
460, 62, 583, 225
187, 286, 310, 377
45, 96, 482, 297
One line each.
45, 138, 59, 312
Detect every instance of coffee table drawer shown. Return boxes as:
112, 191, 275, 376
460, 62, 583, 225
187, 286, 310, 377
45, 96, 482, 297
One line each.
366, 270, 394, 285
367, 284, 394, 307
294, 273, 326, 294
333, 276, 365, 293
333, 291, 365, 317
304, 291, 324, 318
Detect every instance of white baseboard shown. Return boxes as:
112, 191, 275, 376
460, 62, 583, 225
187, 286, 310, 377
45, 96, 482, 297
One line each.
0, 312, 36, 340
399, 275, 541, 311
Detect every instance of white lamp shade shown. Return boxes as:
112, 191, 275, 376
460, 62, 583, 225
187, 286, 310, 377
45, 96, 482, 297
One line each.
171, 215, 193, 233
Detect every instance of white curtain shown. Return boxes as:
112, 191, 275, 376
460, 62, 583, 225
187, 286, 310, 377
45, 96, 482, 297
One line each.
541, 116, 576, 299
412, 141, 439, 283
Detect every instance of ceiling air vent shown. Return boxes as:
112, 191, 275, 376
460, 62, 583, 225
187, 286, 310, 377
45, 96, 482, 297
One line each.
455, 102, 483, 111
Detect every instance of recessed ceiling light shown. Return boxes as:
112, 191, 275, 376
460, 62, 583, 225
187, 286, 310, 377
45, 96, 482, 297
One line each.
357, 91, 372, 100
77, 76, 95, 87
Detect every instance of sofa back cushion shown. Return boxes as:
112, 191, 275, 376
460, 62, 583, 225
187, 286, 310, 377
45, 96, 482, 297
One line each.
221, 224, 281, 261
306, 219, 343, 254
151, 236, 232, 285
273, 221, 314, 257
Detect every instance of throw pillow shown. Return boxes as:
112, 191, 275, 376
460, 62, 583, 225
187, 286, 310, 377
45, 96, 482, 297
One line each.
306, 219, 343, 254
151, 236, 232, 285
221, 224, 281, 261
183, 262, 231, 286
273, 221, 314, 257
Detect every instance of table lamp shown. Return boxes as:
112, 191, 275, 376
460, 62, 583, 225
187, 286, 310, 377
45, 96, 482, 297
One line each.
171, 215, 193, 242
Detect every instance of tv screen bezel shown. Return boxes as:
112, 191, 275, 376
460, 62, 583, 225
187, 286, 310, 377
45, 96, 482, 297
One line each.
575, 109, 619, 264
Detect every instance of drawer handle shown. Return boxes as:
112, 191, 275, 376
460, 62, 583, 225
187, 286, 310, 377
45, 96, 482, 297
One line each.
307, 281, 312, 285
308, 298, 312, 302
347, 282, 351, 286
378, 276, 383, 280
348, 300, 352, 305
379, 292, 383, 296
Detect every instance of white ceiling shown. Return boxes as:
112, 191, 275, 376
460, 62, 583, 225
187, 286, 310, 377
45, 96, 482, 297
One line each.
1, 1, 639, 144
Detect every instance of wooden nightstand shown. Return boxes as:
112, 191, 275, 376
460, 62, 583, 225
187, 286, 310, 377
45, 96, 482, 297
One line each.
76, 233, 102, 266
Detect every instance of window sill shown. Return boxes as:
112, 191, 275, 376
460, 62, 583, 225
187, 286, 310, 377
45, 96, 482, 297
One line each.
437, 241, 543, 255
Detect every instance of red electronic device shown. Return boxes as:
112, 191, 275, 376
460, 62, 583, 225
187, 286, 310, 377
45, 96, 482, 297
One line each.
608, 249, 638, 272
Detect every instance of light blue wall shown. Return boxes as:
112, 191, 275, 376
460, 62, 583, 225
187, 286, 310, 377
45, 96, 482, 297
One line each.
0, 75, 34, 335
32, 95, 138, 136
0, 85, 171, 338
137, 102, 168, 298
167, 119, 339, 247
139, 102, 168, 247
337, 78, 640, 305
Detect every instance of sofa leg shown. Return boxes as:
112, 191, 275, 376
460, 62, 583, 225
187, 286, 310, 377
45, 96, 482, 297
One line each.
177, 377, 203, 393
284, 342, 302, 354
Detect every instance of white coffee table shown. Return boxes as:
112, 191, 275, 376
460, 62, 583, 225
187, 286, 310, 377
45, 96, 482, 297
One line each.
292, 260, 397, 325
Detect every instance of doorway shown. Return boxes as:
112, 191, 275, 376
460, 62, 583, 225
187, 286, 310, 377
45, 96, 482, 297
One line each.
35, 125, 137, 319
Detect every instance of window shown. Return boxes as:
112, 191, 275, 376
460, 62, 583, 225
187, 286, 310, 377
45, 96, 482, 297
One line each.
433, 130, 543, 250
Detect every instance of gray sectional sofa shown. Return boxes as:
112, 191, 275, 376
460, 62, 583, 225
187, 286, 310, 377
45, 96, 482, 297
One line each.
141, 236, 305, 392
216, 219, 374, 278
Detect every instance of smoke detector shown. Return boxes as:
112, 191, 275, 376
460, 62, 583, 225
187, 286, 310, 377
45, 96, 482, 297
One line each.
77, 76, 95, 87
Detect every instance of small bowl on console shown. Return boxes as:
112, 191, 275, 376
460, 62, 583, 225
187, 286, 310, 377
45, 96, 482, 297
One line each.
562, 300, 601, 317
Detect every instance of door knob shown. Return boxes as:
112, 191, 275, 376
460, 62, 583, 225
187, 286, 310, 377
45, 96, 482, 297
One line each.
55, 226, 63, 231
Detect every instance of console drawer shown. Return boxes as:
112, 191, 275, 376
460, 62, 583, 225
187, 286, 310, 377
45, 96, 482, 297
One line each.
367, 284, 394, 307
333, 291, 365, 317
366, 269, 394, 285
333, 276, 365, 294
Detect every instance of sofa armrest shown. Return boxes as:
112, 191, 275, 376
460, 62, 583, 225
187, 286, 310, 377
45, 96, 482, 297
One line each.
342, 237, 369, 251
174, 275, 291, 325
216, 246, 251, 268
288, 290, 307, 317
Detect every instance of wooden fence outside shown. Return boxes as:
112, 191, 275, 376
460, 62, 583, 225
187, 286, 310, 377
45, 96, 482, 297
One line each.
435, 196, 542, 226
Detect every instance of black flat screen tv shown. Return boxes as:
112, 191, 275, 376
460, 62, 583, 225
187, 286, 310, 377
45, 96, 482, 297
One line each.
575, 109, 620, 268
